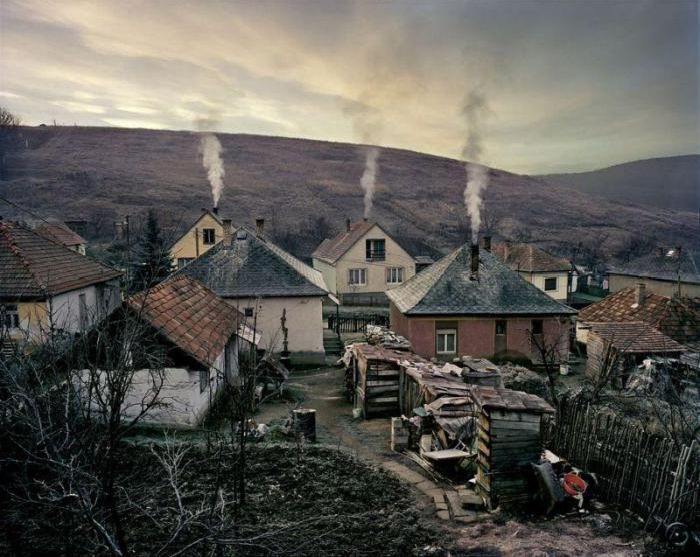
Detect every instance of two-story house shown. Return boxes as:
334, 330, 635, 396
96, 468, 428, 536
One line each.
0, 220, 122, 348
491, 241, 571, 302
169, 209, 232, 269
312, 220, 416, 305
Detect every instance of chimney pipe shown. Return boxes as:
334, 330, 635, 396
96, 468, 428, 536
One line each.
483, 235, 492, 252
346, 218, 351, 232
222, 219, 232, 243
635, 282, 646, 306
255, 218, 265, 237
470, 243, 479, 279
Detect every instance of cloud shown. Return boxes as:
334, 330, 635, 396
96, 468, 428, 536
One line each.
0, 0, 697, 173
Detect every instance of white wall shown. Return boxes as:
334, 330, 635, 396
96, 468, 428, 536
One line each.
312, 258, 338, 295
48, 279, 121, 334
226, 295, 324, 355
520, 271, 569, 302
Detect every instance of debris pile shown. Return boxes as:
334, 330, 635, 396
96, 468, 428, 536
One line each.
499, 362, 549, 400
365, 324, 411, 350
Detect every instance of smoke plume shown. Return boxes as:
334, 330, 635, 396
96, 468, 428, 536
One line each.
461, 90, 489, 244
198, 132, 225, 208
360, 147, 380, 219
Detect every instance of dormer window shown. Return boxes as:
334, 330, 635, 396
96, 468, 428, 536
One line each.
365, 239, 385, 261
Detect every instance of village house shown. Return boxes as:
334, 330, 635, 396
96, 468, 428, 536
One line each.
584, 321, 687, 387
386, 241, 577, 362
34, 221, 88, 255
491, 241, 571, 302
169, 208, 233, 269
312, 219, 416, 305
83, 275, 259, 427
576, 284, 700, 349
607, 248, 700, 298
0, 220, 122, 348
178, 219, 336, 365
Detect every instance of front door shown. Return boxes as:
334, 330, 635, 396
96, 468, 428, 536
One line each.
494, 320, 507, 354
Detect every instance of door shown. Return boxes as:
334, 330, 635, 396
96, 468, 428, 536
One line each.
494, 320, 507, 354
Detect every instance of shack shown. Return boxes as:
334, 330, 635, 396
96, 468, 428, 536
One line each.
472, 386, 554, 509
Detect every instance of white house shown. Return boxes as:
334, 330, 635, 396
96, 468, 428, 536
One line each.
312, 219, 416, 305
177, 220, 337, 365
0, 220, 122, 348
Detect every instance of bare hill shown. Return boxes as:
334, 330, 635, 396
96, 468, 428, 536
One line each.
1, 126, 698, 263
539, 155, 700, 213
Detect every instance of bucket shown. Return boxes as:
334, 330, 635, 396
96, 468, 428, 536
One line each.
562, 472, 587, 497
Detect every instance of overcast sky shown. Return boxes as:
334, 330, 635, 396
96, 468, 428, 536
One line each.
1, 0, 698, 173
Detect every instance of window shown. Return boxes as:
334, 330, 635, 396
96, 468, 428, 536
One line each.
495, 320, 507, 336
386, 267, 404, 284
436, 329, 457, 354
244, 307, 254, 317
544, 277, 558, 291
531, 319, 544, 335
348, 268, 367, 285
365, 239, 386, 261
177, 257, 194, 268
1, 304, 20, 330
202, 228, 216, 245
199, 369, 209, 393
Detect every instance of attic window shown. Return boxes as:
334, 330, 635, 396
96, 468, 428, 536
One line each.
203, 228, 216, 245
366, 239, 386, 261
544, 277, 558, 291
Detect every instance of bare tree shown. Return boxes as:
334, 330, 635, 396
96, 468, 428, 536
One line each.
0, 105, 22, 180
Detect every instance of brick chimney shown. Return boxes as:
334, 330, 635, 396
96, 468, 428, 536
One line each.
222, 219, 232, 243
470, 243, 479, 279
255, 218, 265, 237
635, 282, 646, 306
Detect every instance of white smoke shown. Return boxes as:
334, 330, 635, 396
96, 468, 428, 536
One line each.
360, 146, 379, 220
461, 90, 489, 244
198, 133, 225, 208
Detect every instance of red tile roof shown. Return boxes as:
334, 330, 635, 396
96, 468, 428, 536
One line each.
587, 321, 686, 354
34, 222, 86, 247
311, 220, 376, 264
579, 287, 700, 345
127, 275, 250, 367
491, 243, 570, 273
0, 220, 122, 299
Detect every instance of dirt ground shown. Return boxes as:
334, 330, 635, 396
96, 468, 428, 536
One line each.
255, 366, 664, 557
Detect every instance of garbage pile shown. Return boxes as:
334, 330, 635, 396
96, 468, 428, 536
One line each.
531, 450, 599, 515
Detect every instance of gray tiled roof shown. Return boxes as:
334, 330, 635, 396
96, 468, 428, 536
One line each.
176, 227, 329, 298
608, 249, 700, 285
386, 244, 577, 316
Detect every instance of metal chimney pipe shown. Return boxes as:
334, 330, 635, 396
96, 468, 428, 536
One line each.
255, 218, 265, 237
470, 243, 479, 279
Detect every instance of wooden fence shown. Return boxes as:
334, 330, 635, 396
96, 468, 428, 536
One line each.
327, 313, 389, 334
544, 397, 699, 533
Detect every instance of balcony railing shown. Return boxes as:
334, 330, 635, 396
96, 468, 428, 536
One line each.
366, 250, 386, 262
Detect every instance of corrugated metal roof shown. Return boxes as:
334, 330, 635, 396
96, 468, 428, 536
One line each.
0, 220, 122, 299
386, 244, 576, 316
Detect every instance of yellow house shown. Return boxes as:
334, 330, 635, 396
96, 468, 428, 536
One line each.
312, 220, 416, 305
0, 220, 122, 350
169, 209, 232, 269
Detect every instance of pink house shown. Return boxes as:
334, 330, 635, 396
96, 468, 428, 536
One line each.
386, 242, 576, 362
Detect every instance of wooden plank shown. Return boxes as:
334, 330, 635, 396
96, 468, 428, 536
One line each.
423, 449, 472, 461
366, 385, 399, 396
490, 410, 541, 422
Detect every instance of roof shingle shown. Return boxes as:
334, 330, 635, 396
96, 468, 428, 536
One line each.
177, 227, 329, 298
0, 220, 121, 299
587, 321, 686, 354
386, 244, 576, 316
34, 222, 87, 248
128, 275, 249, 367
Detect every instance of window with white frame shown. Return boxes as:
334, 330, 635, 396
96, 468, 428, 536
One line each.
348, 268, 367, 285
386, 267, 404, 284
544, 277, 558, 291
436, 329, 457, 354
202, 228, 216, 245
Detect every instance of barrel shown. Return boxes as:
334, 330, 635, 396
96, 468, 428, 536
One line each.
293, 408, 316, 442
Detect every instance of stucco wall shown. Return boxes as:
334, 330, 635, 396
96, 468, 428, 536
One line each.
226, 295, 324, 355
518, 271, 569, 301
333, 225, 416, 296
170, 213, 225, 264
312, 258, 337, 295
608, 274, 700, 298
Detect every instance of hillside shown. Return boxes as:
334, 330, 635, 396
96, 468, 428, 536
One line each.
1, 127, 698, 263
539, 155, 700, 213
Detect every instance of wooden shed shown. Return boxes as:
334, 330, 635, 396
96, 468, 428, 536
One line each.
398, 362, 471, 416
472, 386, 554, 508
